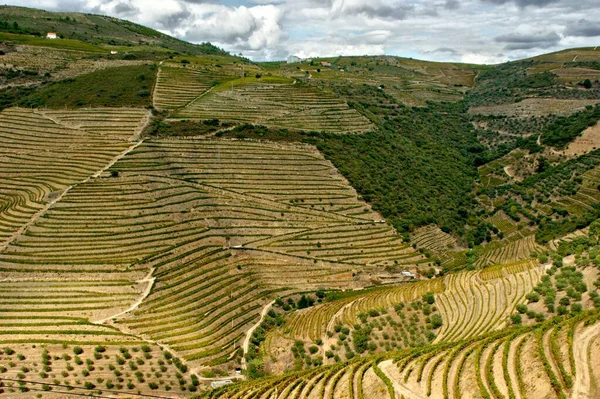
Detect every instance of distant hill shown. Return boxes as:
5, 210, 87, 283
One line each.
0, 5, 227, 56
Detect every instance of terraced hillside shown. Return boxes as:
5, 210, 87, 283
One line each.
0, 107, 148, 245
0, 131, 425, 380
107, 139, 426, 365
208, 310, 600, 399
153, 64, 236, 110
173, 80, 374, 133
262, 260, 542, 370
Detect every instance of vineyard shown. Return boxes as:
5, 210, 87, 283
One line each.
208, 311, 600, 399
153, 64, 236, 110
259, 259, 543, 375
0, 127, 428, 389
2, 11, 600, 397
173, 80, 374, 134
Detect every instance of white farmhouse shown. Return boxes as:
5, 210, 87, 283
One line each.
287, 55, 301, 64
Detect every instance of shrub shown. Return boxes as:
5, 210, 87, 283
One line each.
73, 347, 83, 355
430, 314, 443, 329
510, 314, 522, 325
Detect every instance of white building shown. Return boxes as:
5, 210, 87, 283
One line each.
46, 32, 57, 39
401, 271, 416, 279
287, 55, 301, 64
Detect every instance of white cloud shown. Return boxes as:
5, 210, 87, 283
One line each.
3, 0, 600, 61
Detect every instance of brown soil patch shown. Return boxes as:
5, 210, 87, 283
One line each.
520, 336, 554, 399
361, 367, 389, 399
565, 123, 600, 156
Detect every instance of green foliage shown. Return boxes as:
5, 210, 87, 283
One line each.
316, 101, 481, 234
541, 105, 600, 148
0, 6, 229, 55
352, 328, 371, 353
148, 118, 232, 137
430, 314, 443, 329
510, 313, 522, 325
19, 64, 157, 108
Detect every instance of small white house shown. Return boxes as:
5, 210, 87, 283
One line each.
110, 50, 119, 55
46, 32, 57, 39
401, 271, 416, 279
287, 55, 301, 64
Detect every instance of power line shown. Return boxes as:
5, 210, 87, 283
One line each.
0, 377, 178, 399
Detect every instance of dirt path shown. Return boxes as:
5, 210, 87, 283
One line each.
572, 320, 600, 399
379, 359, 426, 399
0, 140, 142, 252
93, 267, 156, 324
504, 166, 514, 178
241, 300, 275, 370
322, 298, 364, 362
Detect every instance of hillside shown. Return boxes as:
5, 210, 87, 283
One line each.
0, 6, 226, 56
1, 5, 600, 399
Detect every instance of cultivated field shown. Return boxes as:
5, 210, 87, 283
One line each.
153, 64, 235, 109
0, 128, 425, 388
209, 310, 600, 399
565, 122, 600, 156
173, 81, 374, 133
469, 98, 600, 118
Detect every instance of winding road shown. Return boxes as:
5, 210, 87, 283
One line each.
241, 300, 275, 370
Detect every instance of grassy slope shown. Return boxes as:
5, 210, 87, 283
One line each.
19, 64, 157, 108
0, 5, 227, 56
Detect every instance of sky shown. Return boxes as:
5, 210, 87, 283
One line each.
6, 0, 600, 63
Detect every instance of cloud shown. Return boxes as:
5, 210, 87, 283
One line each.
361, 30, 392, 45
113, 1, 139, 16
3, 0, 600, 62
482, 0, 559, 7
445, 0, 460, 10
565, 19, 600, 37
495, 31, 561, 50
330, 0, 414, 20
430, 47, 462, 56
182, 5, 285, 52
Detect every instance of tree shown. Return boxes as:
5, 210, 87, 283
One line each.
510, 313, 522, 325
297, 295, 310, 309
583, 79, 592, 89
430, 314, 443, 329
352, 328, 370, 353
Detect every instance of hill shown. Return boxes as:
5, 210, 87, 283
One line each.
0, 6, 226, 56
1, 5, 600, 398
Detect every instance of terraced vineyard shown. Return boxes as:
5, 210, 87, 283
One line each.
475, 236, 545, 268
3, 18, 600, 397
154, 64, 235, 109
0, 107, 148, 245
1, 131, 425, 379
209, 310, 600, 399
411, 225, 462, 266
272, 260, 541, 348
174, 81, 374, 133
435, 260, 542, 342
